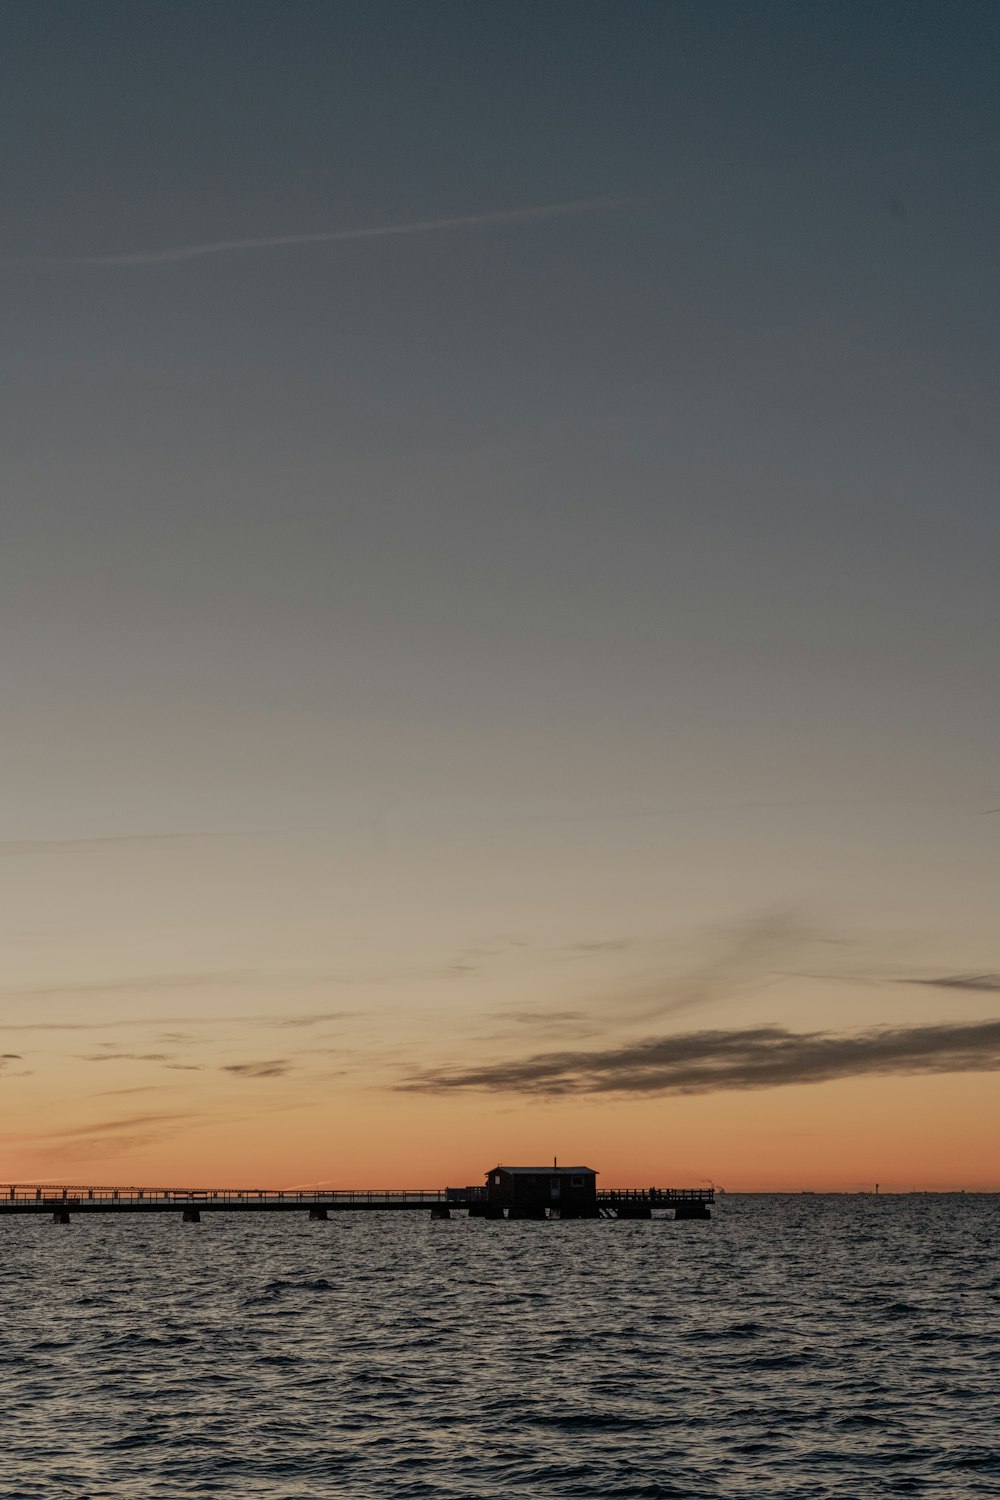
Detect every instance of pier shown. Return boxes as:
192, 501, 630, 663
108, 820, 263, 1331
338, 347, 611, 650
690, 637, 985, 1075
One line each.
0, 1182, 713, 1222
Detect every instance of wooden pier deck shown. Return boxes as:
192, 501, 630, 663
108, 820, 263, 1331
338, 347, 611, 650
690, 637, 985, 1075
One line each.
0, 1184, 714, 1220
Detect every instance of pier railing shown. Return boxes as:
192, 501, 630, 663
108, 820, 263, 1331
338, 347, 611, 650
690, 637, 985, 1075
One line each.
2, 1185, 453, 1207
0, 1183, 714, 1215
599, 1188, 713, 1202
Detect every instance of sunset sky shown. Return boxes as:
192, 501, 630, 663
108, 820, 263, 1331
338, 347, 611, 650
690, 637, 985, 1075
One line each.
2, 1, 999, 1191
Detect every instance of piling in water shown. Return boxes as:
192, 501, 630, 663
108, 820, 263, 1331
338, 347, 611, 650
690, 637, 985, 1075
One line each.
468, 1202, 504, 1219
674, 1201, 711, 1220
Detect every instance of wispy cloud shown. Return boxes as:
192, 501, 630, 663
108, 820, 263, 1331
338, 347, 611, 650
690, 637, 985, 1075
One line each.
94, 1085, 173, 1097
562, 939, 637, 956
76, 1052, 173, 1064
0, 972, 249, 1001
493, 1010, 589, 1027
0, 831, 261, 856
222, 1060, 293, 1079
1, 1111, 190, 1144
903, 974, 1000, 994
41, 196, 627, 268
399, 1018, 1000, 1097
1, 1002, 358, 1031
479, 1009, 604, 1046
2, 1019, 159, 1033
268, 1011, 358, 1029
610, 911, 810, 1023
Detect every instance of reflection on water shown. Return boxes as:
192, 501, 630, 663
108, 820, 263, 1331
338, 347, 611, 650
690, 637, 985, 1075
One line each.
1, 1195, 997, 1497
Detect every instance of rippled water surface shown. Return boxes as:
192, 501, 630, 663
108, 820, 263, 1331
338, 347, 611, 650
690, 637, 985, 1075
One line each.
2, 1196, 998, 1497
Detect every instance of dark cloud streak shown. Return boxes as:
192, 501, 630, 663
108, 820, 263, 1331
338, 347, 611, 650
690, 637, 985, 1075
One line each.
222, 1060, 292, 1079
399, 1019, 1000, 1098
904, 974, 1000, 994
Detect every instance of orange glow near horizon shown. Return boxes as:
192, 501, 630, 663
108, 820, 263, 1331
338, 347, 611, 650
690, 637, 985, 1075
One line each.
4, 1069, 998, 1195
3, 851, 998, 1196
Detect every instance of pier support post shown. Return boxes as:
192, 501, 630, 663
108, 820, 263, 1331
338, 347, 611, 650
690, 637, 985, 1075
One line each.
508, 1205, 546, 1221
674, 1201, 711, 1220
52, 1211, 70, 1225
182, 1208, 201, 1223
308, 1207, 329, 1221
616, 1205, 652, 1220
430, 1206, 451, 1220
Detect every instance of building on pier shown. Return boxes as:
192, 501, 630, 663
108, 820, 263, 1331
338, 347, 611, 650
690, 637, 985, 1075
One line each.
485, 1165, 598, 1218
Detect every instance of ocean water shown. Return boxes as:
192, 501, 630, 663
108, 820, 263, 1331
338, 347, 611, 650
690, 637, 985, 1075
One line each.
1, 1195, 997, 1498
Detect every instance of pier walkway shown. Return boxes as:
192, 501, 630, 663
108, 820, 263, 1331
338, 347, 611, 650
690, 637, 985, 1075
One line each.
0, 1184, 714, 1221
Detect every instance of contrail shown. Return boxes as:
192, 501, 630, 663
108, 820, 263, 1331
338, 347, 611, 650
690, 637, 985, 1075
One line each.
42, 196, 629, 267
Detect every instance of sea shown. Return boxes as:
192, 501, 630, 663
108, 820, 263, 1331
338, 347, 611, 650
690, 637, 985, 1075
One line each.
2, 1195, 997, 1498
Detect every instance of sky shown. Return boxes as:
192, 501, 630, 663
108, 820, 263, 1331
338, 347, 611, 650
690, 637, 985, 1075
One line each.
2, 1, 999, 1191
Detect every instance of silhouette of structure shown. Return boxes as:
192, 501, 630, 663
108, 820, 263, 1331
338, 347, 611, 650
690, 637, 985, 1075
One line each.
485, 1164, 598, 1219
0, 1174, 713, 1223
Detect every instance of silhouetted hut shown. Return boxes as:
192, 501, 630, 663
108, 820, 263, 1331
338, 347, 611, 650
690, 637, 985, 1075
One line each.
486, 1165, 598, 1218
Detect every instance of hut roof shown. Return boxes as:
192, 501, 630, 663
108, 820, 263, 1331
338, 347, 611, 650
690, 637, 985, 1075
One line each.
489, 1165, 596, 1176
